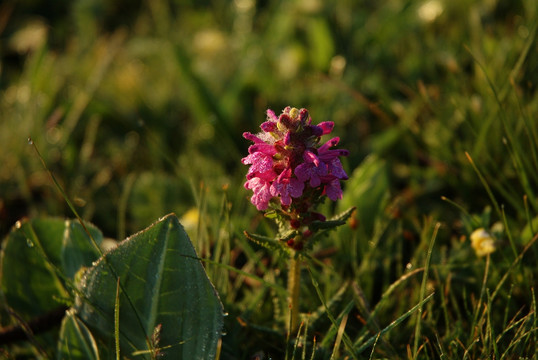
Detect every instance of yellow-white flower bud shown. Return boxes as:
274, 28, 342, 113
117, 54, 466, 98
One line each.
470, 228, 496, 257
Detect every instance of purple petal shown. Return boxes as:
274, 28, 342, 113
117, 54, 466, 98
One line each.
318, 121, 334, 135
260, 121, 277, 132
249, 143, 277, 156
294, 163, 311, 182
327, 158, 348, 179
325, 179, 343, 201
245, 177, 273, 210
319, 137, 340, 153
266, 109, 278, 122
243, 132, 264, 144
303, 150, 320, 166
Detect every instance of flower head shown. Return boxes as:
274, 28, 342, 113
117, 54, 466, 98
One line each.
242, 107, 348, 212
470, 228, 496, 257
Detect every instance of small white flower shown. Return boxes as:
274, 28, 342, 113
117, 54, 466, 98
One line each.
470, 228, 496, 257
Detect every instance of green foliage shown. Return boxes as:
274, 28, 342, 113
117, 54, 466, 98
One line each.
1, 0, 538, 358
57, 310, 100, 360
1, 218, 102, 319
75, 213, 223, 359
1, 215, 223, 359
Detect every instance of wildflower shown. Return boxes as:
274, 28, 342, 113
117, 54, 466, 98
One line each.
242, 107, 349, 211
470, 228, 496, 257
242, 107, 353, 334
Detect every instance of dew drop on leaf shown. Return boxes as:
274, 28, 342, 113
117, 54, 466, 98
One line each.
27, 137, 33, 145
26, 239, 34, 247
15, 220, 22, 229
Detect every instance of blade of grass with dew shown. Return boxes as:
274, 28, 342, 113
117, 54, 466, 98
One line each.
501, 204, 517, 256
465, 152, 519, 258
531, 287, 538, 359
500, 311, 535, 358
330, 313, 349, 359
491, 233, 538, 302
468, 42, 538, 214
486, 290, 500, 359
433, 268, 451, 337
117, 173, 137, 241
306, 266, 358, 360
436, 333, 447, 360
441, 196, 479, 228
354, 293, 435, 354
310, 336, 317, 360
467, 254, 490, 351
523, 195, 535, 236
413, 222, 440, 357
368, 333, 380, 360
319, 300, 355, 350
288, 321, 304, 360
352, 268, 424, 355
200, 257, 287, 297
302, 316, 310, 360
115, 277, 120, 360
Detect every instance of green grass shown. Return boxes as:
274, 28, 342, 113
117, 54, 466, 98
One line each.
1, 0, 537, 358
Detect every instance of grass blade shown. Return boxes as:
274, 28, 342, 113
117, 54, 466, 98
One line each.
413, 222, 440, 357
355, 293, 435, 354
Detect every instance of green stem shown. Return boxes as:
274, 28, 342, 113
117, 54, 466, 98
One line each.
288, 254, 301, 335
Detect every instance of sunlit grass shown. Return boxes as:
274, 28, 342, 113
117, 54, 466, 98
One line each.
1, 0, 537, 358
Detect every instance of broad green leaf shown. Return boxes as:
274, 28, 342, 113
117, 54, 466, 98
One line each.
339, 155, 389, 237
62, 219, 105, 279
0, 218, 103, 320
57, 310, 100, 360
75, 213, 224, 359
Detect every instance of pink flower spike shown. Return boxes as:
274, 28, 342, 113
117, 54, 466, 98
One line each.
243, 107, 348, 211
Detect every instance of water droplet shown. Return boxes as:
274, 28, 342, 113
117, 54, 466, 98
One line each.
26, 239, 34, 248
223, 312, 229, 317
27, 137, 33, 145
15, 220, 22, 229
221, 331, 227, 336
406, 263, 413, 270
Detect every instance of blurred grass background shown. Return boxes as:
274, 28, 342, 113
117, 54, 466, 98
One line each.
1, 0, 537, 358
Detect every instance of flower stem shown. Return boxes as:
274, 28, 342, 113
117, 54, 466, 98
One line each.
287, 254, 301, 334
